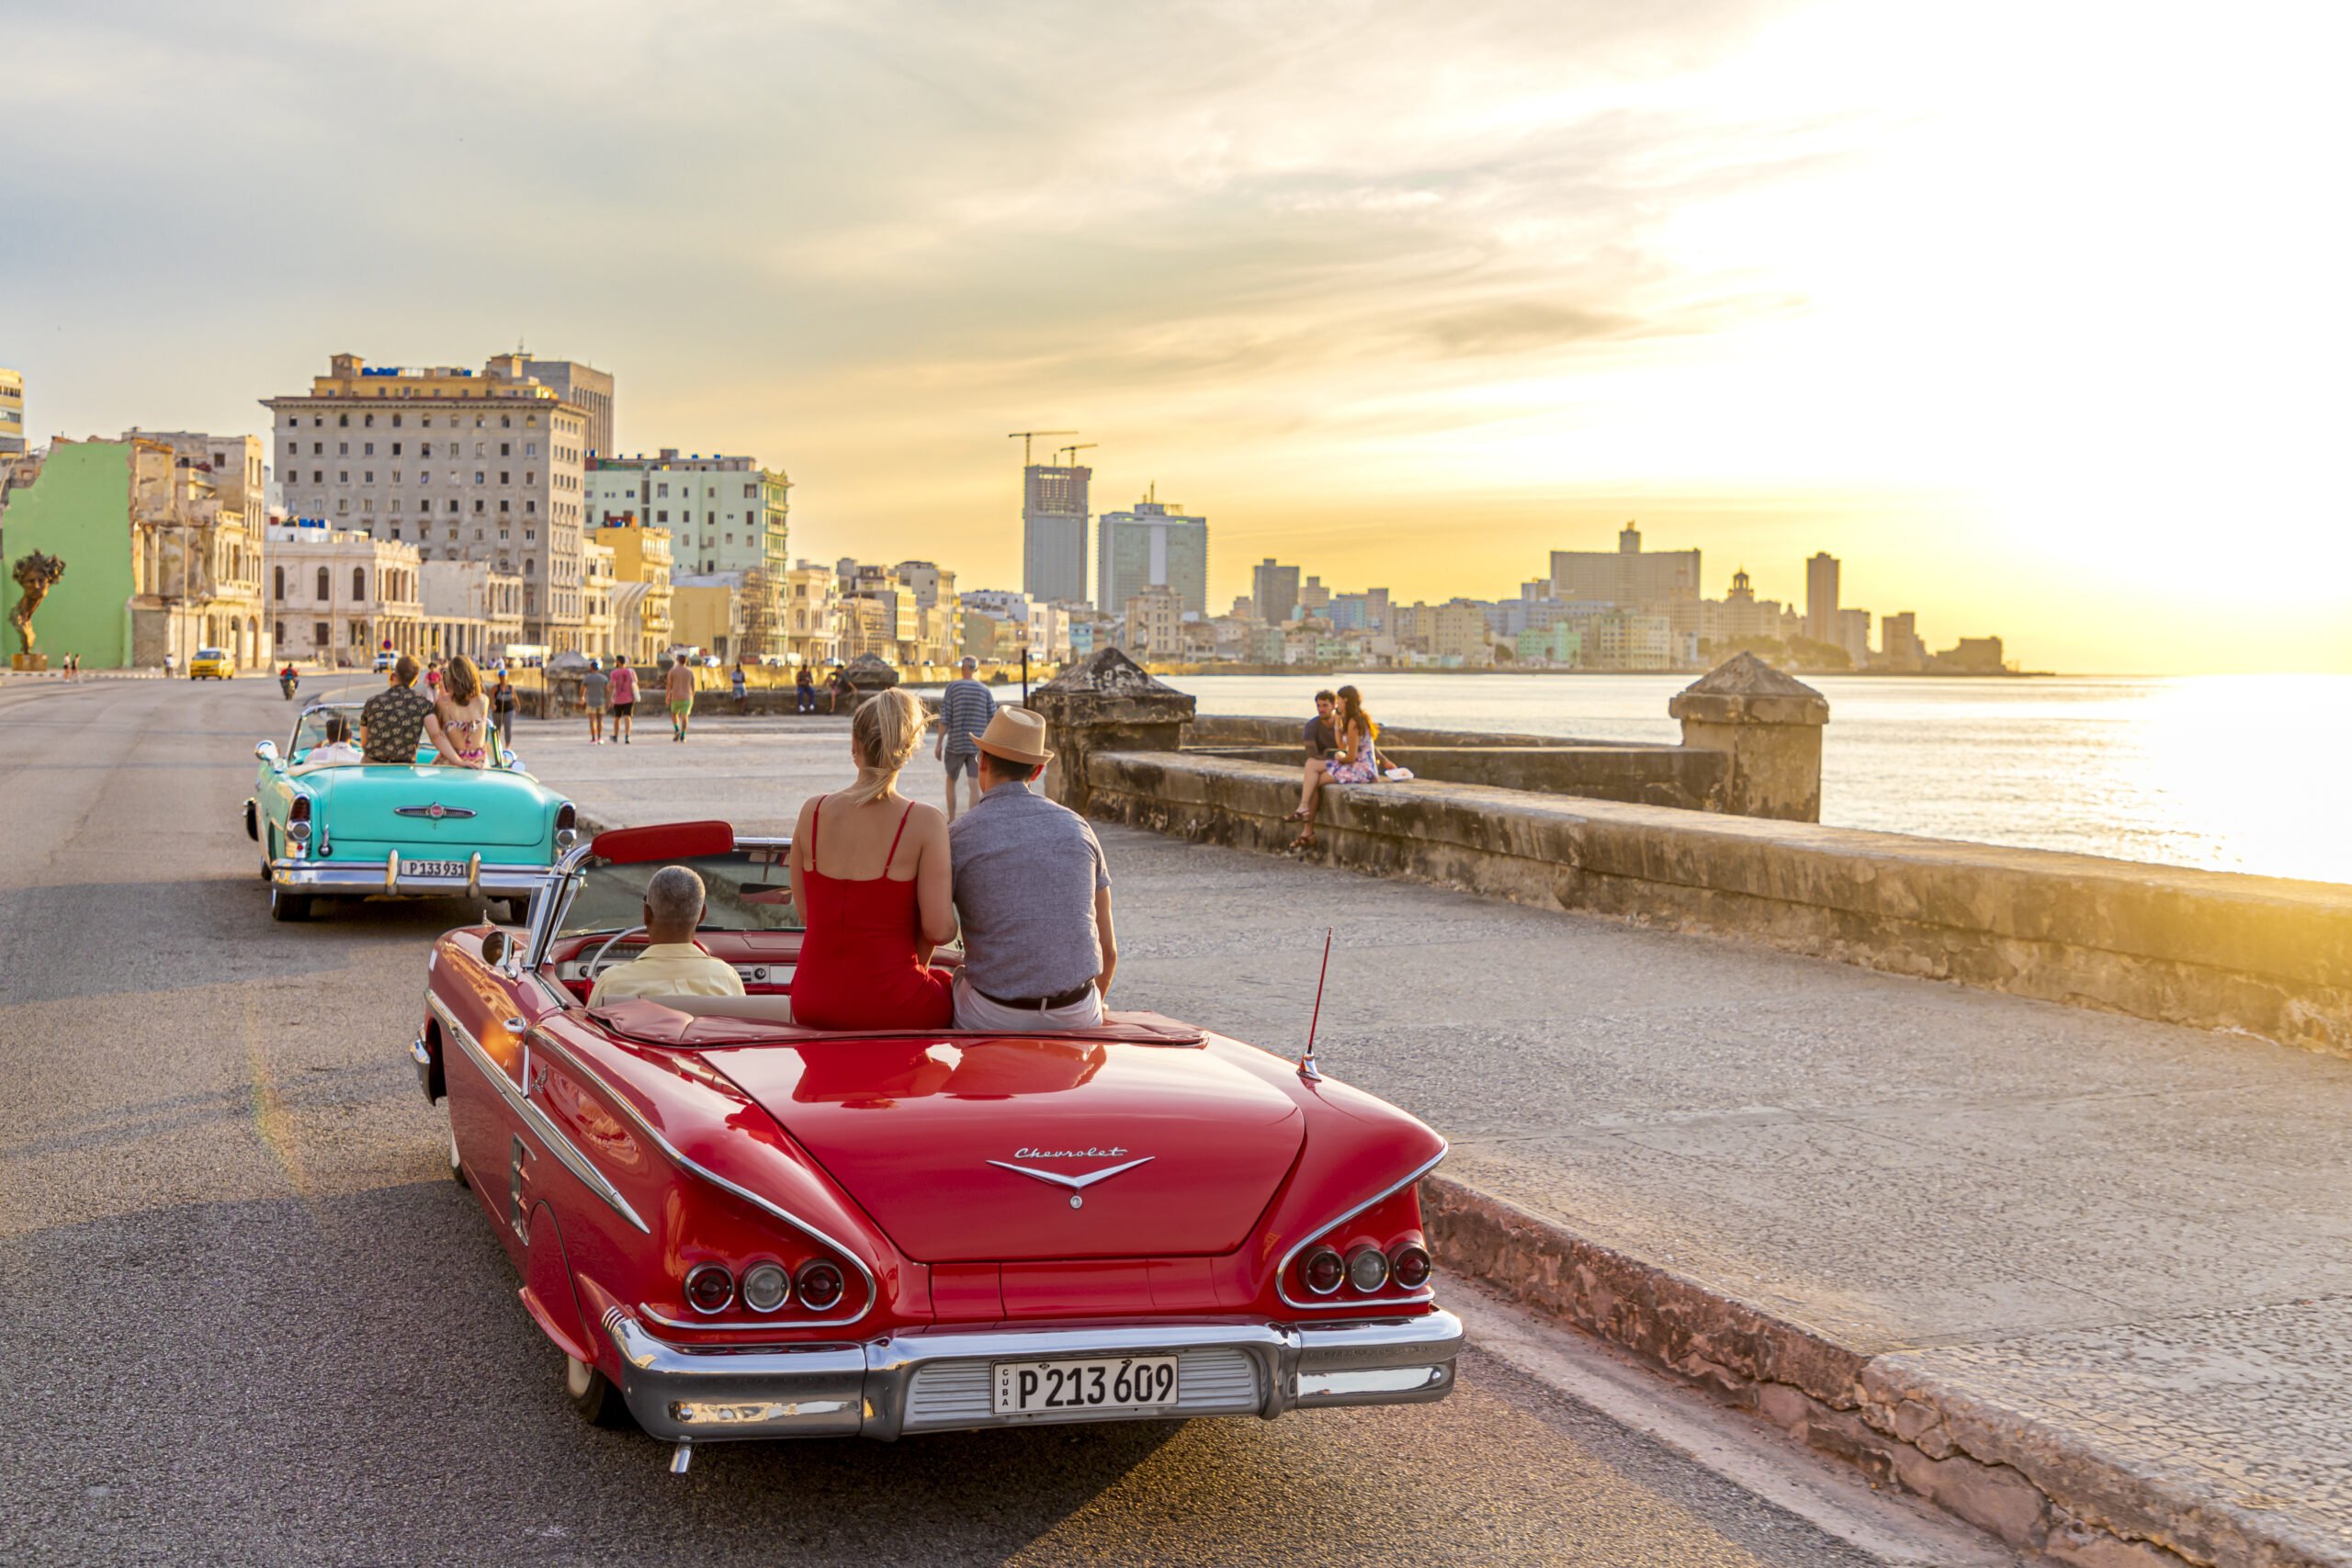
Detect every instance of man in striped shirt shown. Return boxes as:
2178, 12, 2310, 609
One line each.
934, 656, 998, 821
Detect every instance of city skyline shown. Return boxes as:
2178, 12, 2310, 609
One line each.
6, 1, 2346, 674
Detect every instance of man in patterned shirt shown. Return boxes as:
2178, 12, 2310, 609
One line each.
933, 656, 997, 821
360, 655, 446, 764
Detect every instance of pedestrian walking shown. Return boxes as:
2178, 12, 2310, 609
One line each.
933, 656, 996, 821
582, 659, 609, 744
609, 660, 639, 745
491, 669, 518, 751
665, 653, 696, 742
731, 662, 749, 715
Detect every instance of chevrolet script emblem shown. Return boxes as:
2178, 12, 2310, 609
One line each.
987, 1155, 1153, 1210
395, 803, 476, 820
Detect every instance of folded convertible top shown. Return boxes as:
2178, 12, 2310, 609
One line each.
586, 997, 1207, 1048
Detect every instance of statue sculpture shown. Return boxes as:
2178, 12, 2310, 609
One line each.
10, 552, 65, 657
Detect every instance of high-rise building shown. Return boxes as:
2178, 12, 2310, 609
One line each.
1095, 496, 1208, 617
517, 358, 616, 457
1251, 558, 1300, 624
1549, 524, 1701, 607
1835, 606, 1872, 668
586, 450, 788, 579
1022, 463, 1091, 604
262, 353, 596, 653
1805, 552, 1840, 643
1880, 611, 1926, 671
0, 368, 25, 456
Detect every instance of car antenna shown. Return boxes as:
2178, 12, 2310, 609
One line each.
1299, 927, 1332, 1082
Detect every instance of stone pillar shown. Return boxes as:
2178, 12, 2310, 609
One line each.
1668, 652, 1830, 822
1024, 648, 1197, 815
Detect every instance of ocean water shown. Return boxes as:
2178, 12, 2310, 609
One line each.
1011, 672, 2351, 887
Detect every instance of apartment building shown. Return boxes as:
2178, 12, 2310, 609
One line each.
262, 353, 598, 653
585, 450, 788, 578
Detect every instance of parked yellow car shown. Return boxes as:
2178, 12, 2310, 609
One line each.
189, 647, 234, 680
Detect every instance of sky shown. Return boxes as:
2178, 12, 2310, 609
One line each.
4, 0, 2347, 672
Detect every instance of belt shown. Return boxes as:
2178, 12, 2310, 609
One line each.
974, 981, 1095, 1011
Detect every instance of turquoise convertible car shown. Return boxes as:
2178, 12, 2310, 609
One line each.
244, 700, 578, 923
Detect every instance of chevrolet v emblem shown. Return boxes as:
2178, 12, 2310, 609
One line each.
395, 802, 477, 820
986, 1156, 1153, 1211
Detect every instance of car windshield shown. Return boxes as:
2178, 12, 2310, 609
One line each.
197, 648, 226, 660
558, 847, 803, 936
291, 705, 366, 754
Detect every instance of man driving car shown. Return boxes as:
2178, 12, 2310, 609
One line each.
586, 864, 748, 1007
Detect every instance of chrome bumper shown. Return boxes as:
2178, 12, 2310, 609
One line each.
266, 855, 548, 898
602, 1306, 1463, 1443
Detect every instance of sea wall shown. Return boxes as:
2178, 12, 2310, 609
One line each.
1203, 742, 1729, 812
1083, 750, 2352, 1058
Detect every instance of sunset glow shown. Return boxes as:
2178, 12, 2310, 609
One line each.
6, 0, 2346, 671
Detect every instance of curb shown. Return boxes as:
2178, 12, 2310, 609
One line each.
1423, 1175, 2335, 1568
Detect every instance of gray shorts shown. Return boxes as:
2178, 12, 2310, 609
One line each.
944, 750, 978, 781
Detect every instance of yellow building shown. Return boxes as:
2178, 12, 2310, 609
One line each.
670, 578, 743, 661
593, 515, 674, 665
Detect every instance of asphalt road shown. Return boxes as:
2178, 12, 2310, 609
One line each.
0, 677, 2002, 1568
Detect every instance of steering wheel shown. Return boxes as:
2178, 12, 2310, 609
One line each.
587, 925, 646, 980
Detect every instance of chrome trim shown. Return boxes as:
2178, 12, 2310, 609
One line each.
597, 1307, 1464, 1443
638, 1303, 820, 1333
411, 1031, 436, 1101
466, 852, 481, 901
394, 802, 479, 819
986, 1156, 1152, 1196
266, 859, 550, 897
794, 1259, 845, 1311
514, 1021, 878, 1329
1273, 1144, 1448, 1312
385, 851, 400, 894
1345, 1244, 1390, 1293
428, 995, 650, 1235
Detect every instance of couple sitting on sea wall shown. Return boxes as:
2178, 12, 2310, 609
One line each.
593, 692, 1115, 1033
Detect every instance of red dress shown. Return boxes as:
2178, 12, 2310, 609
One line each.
790, 796, 956, 1032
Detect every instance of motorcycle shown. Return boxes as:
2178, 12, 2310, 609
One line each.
279, 668, 300, 700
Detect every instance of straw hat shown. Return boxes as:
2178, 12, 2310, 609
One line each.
975, 707, 1053, 766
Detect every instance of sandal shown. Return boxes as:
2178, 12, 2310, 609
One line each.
1289, 829, 1316, 850
1286, 807, 1311, 822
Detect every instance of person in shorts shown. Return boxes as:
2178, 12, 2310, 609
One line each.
582, 659, 609, 744
665, 653, 695, 742
608, 659, 639, 745
933, 656, 996, 821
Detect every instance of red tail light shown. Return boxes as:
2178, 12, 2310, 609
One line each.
684, 1263, 734, 1314
795, 1260, 845, 1311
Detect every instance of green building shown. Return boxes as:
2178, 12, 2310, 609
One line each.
0, 436, 268, 670
1, 441, 140, 667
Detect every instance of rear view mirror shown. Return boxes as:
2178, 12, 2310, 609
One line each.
500, 749, 520, 771
480, 929, 509, 965
254, 739, 283, 771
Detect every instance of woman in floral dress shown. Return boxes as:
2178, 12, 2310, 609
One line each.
1289, 684, 1378, 847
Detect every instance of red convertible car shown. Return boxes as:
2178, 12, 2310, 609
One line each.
414, 820, 1460, 1468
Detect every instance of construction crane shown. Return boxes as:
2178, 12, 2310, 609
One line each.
1054, 443, 1097, 467
1008, 430, 1076, 467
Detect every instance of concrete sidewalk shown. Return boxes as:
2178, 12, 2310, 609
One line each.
527, 716, 2352, 1567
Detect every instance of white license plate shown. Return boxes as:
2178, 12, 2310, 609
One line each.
991, 1355, 1178, 1416
404, 859, 468, 878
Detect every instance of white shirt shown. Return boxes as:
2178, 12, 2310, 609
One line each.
588, 942, 747, 1007
300, 741, 364, 767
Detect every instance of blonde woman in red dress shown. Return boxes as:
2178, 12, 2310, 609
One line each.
788, 690, 958, 1030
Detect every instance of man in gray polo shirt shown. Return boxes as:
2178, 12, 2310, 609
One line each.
947, 708, 1117, 1032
